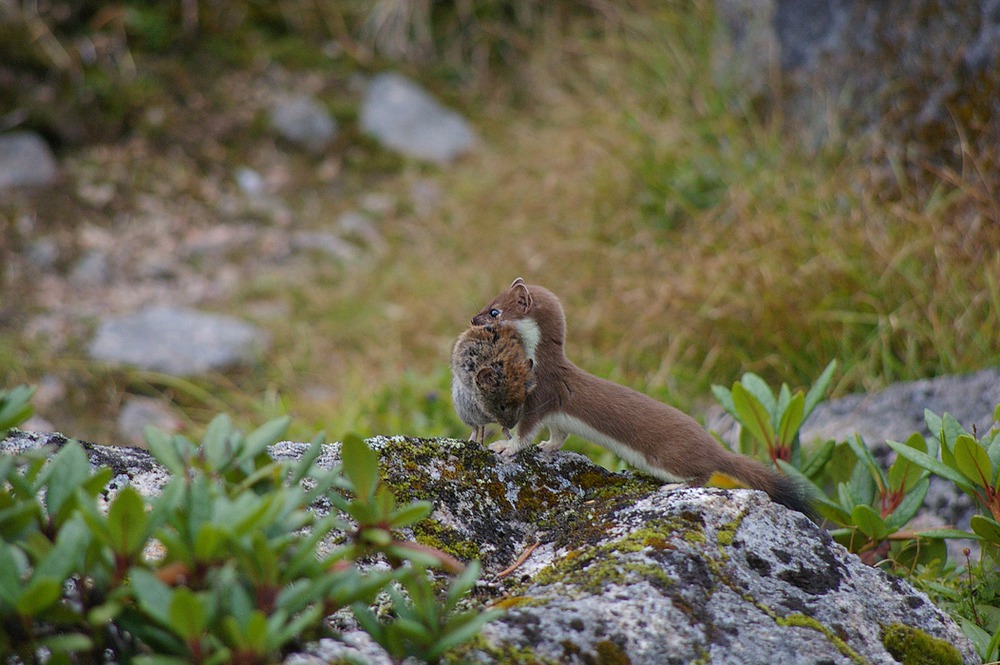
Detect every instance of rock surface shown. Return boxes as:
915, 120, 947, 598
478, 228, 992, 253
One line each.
269, 95, 338, 154
713, 0, 1000, 175
359, 72, 477, 163
0, 131, 59, 189
87, 305, 268, 375
1, 430, 978, 664
801, 367, 1000, 449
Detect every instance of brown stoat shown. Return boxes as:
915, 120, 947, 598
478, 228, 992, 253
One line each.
450, 323, 536, 443
471, 278, 813, 517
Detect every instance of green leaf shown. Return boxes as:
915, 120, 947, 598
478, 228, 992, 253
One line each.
924, 409, 943, 443
427, 610, 503, 660
887, 433, 927, 494
851, 504, 889, 541
0, 384, 35, 431
145, 428, 186, 477
0, 541, 25, 605
38, 633, 94, 654
847, 455, 876, 508
359, 528, 392, 547
916, 528, 979, 540
239, 416, 291, 465
202, 413, 235, 469
845, 435, 884, 493
445, 560, 481, 609
941, 413, 971, 453
971, 515, 1000, 545
954, 434, 993, 489
130, 567, 173, 626
389, 501, 433, 529
884, 439, 977, 494
35, 517, 89, 581
803, 360, 836, 420
800, 439, 835, 479
711, 384, 736, 418
291, 431, 326, 485
17, 576, 62, 616
341, 434, 380, 501
731, 383, 775, 449
108, 487, 149, 556
169, 588, 208, 640
776, 392, 805, 448
741, 373, 777, 421
41, 443, 89, 519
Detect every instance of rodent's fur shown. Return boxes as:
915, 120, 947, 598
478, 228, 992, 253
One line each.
450, 323, 536, 443
471, 278, 814, 517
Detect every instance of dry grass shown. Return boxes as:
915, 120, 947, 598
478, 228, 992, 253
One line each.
277, 4, 1000, 440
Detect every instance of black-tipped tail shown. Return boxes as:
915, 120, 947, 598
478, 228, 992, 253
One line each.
768, 472, 817, 521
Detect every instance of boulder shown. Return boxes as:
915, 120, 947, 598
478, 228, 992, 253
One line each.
359, 72, 477, 164
87, 305, 268, 375
713, 0, 1000, 179
0, 430, 977, 664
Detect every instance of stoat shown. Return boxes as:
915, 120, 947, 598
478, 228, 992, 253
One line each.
471, 278, 813, 517
450, 323, 536, 443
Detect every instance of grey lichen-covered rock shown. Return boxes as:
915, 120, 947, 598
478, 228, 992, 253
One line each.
88, 305, 268, 375
713, 0, 1000, 177
1, 431, 977, 664
359, 72, 477, 163
800, 367, 1000, 450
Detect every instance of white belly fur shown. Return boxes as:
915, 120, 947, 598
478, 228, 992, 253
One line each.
542, 412, 689, 484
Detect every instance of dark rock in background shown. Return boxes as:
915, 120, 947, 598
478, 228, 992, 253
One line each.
714, 0, 1000, 186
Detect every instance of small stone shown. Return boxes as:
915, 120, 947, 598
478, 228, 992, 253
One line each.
117, 396, 182, 447
269, 95, 338, 154
0, 131, 59, 189
25, 238, 59, 269
359, 72, 477, 164
88, 305, 268, 375
290, 231, 358, 261
69, 250, 110, 286
234, 167, 266, 196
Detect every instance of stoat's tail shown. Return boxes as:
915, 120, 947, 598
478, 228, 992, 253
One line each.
717, 452, 815, 519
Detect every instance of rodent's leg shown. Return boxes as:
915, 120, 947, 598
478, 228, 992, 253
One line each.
490, 420, 540, 458
538, 426, 569, 452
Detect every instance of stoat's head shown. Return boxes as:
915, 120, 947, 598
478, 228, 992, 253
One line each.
471, 278, 565, 359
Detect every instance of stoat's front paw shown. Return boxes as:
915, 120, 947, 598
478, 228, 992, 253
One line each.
538, 438, 564, 453
489, 439, 522, 458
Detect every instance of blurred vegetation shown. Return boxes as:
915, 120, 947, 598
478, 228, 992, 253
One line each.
1, 0, 999, 454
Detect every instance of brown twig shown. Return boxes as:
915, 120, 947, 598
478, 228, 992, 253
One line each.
495, 540, 540, 580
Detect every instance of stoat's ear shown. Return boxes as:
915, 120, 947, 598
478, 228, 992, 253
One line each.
476, 366, 499, 388
510, 278, 532, 312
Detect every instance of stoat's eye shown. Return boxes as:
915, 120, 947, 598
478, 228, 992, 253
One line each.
489, 308, 500, 318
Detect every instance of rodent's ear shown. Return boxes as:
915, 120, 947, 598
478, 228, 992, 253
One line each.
512, 280, 532, 313
476, 366, 499, 388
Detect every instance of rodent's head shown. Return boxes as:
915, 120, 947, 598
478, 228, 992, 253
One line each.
471, 278, 566, 357
475, 358, 535, 428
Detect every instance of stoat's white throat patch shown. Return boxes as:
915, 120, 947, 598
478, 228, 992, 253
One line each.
513, 319, 541, 363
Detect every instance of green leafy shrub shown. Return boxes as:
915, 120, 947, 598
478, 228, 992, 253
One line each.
712, 360, 836, 470
0, 384, 35, 434
0, 415, 496, 663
